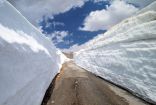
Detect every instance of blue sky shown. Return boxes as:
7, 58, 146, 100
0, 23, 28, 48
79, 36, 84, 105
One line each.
39, 1, 109, 49
8, 0, 155, 49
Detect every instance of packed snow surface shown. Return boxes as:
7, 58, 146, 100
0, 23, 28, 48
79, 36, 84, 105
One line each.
74, 2, 156, 104
0, 1, 65, 105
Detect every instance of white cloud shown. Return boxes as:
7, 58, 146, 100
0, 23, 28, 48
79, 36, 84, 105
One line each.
7, 0, 88, 26
68, 44, 80, 51
64, 40, 74, 45
47, 30, 74, 46
61, 44, 80, 52
80, 0, 138, 31
61, 43, 88, 52
48, 31, 69, 44
93, 0, 107, 3
45, 21, 65, 28
52, 21, 65, 27
7, 0, 154, 27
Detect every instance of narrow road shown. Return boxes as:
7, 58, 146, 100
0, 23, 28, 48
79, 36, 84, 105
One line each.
42, 61, 149, 105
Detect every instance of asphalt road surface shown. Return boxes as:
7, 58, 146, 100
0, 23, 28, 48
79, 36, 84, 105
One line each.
42, 61, 149, 105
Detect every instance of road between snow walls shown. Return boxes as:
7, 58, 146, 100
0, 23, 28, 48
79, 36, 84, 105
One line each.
74, 1, 156, 104
1, 0, 156, 105
0, 1, 67, 105
41, 61, 150, 105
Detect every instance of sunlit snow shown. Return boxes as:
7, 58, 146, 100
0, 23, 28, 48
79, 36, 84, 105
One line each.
0, 1, 66, 105
74, 2, 156, 104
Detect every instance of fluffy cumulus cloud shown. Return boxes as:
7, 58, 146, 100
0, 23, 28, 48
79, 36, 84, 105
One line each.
80, 0, 138, 31
7, 0, 88, 26
7, 0, 154, 28
48, 31, 69, 45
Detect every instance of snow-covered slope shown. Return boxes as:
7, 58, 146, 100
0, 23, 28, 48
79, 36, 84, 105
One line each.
0, 1, 65, 105
74, 2, 156, 104
137, 1, 156, 15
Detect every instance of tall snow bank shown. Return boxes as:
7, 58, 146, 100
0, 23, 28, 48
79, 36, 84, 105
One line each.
0, 1, 65, 105
137, 1, 156, 15
74, 3, 156, 104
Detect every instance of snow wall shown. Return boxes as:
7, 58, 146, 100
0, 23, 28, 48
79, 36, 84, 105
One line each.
0, 1, 66, 105
74, 2, 156, 104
